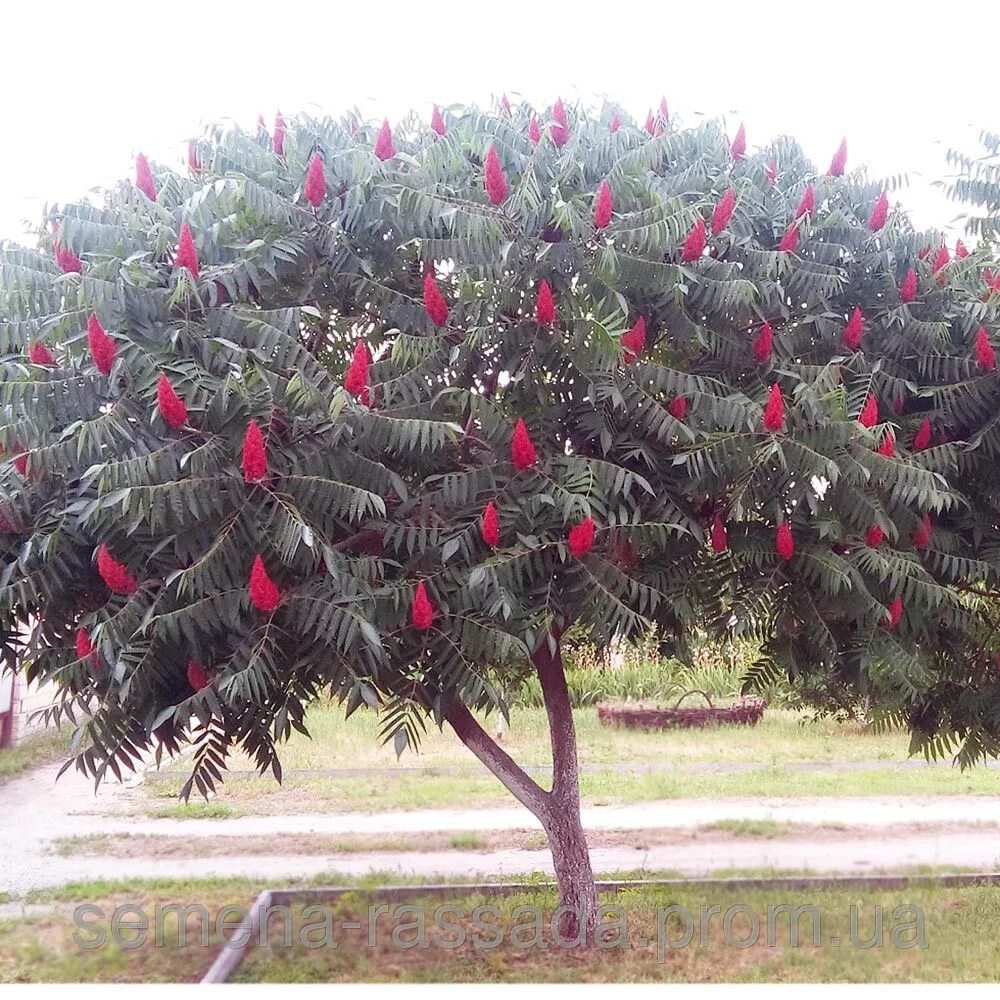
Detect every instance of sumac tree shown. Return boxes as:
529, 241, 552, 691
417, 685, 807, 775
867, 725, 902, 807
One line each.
5, 99, 1000, 938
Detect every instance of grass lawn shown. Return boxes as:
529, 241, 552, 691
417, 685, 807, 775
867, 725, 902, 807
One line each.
3, 874, 999, 983
0, 731, 70, 786
138, 706, 998, 816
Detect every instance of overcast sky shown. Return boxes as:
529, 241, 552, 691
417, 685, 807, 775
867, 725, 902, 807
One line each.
4, 0, 997, 243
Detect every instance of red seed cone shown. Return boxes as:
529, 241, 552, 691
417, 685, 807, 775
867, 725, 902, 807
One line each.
568, 516, 596, 558
975, 326, 996, 370
868, 191, 889, 231
54, 242, 83, 274
135, 153, 157, 201
484, 145, 508, 205
667, 396, 688, 420
187, 660, 209, 692
87, 314, 116, 376
878, 430, 896, 458
500, 94, 512, 117
175, 223, 200, 280
730, 123, 746, 160
511, 417, 536, 470
913, 513, 932, 549
242, 420, 267, 483
865, 524, 885, 548
842, 307, 864, 351
828, 138, 848, 177
344, 340, 370, 398
955, 239, 969, 259
778, 222, 799, 253
711, 514, 728, 553
188, 140, 201, 173
681, 217, 706, 263
423, 271, 449, 326
917, 245, 931, 260
900, 268, 918, 303
304, 153, 326, 207
411, 581, 435, 631
609, 114, 621, 135
97, 544, 137, 595
481, 501, 500, 548
430, 105, 446, 137
644, 110, 655, 136
753, 321, 774, 363
273, 114, 286, 156
621, 317, 646, 362
535, 280, 556, 324
28, 342, 55, 366
859, 395, 879, 428
659, 97, 670, 124
931, 245, 950, 276
794, 184, 815, 220
374, 119, 395, 161
765, 159, 777, 182
711, 187, 736, 235
912, 418, 933, 452
594, 180, 613, 229
528, 117, 541, 143
12, 449, 28, 477
76, 627, 97, 664
884, 596, 903, 629
550, 98, 569, 148
763, 383, 785, 432
157, 374, 188, 429
249, 555, 281, 612
775, 521, 794, 561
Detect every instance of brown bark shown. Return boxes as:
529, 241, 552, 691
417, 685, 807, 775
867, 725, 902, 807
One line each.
443, 631, 598, 944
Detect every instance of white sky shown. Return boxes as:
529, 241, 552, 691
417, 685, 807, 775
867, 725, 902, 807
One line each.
4, 0, 998, 243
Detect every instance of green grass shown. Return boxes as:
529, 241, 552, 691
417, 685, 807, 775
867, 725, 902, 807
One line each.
0, 731, 69, 785
704, 819, 795, 839
147, 801, 239, 820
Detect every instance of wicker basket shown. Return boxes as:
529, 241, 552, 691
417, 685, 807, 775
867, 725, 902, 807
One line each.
596, 690, 766, 730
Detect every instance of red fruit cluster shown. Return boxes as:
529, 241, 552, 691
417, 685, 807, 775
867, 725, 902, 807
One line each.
28, 342, 55, 366
273, 114, 286, 156
481, 501, 500, 548
681, 217, 706, 263
913, 513, 932, 549
865, 524, 884, 548
54, 240, 83, 274
621, 317, 646, 362
374, 119, 395, 161
794, 184, 814, 220
877, 431, 896, 458
859, 395, 879, 428
528, 117, 541, 143
500, 94, 512, 117
424, 271, 449, 326
550, 99, 569, 148
535, 280, 556, 324
304, 153, 326, 207
828, 138, 847, 177
842, 308, 864, 351
912, 418, 933, 452
411, 581, 435, 630
763, 384, 784, 432
899, 269, 918, 303
568, 516, 596, 557
778, 223, 799, 253
711, 188, 735, 235
931, 246, 950, 276
187, 660, 209, 692
594, 180, 613, 229
97, 544, 137, 595
484, 146, 508, 205
667, 396, 688, 420
430, 105, 446, 137
753, 322, 773, 363
884, 596, 904, 628
175, 224, 200, 280
775, 521, 794, 561
955, 239, 969, 259
135, 153, 157, 201
975, 327, 996, 371
730, 123, 746, 160
249, 555, 281, 612
868, 191, 889, 231
76, 628, 97, 664
609, 114, 622, 135
157, 375, 188, 429
711, 515, 728, 553
344, 341, 370, 398
242, 420, 267, 483
88, 314, 116, 375
188, 140, 201, 174
511, 418, 536, 470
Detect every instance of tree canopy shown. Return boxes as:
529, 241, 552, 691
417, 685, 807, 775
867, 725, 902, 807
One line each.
4, 99, 1000, 800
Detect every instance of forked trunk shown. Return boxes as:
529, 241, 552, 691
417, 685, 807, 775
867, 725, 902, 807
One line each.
444, 629, 599, 944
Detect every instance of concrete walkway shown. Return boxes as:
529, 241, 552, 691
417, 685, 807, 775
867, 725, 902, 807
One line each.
3, 761, 1000, 896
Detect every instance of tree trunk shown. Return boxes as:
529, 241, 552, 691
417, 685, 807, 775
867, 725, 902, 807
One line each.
443, 630, 598, 944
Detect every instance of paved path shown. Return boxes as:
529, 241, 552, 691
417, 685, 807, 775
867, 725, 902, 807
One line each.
4, 762, 1000, 896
